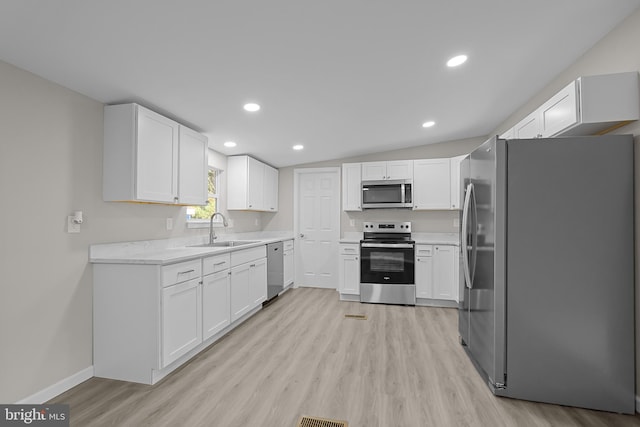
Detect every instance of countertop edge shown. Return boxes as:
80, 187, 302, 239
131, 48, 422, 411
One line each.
90, 236, 294, 265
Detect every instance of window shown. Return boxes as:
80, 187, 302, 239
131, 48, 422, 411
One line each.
186, 168, 219, 223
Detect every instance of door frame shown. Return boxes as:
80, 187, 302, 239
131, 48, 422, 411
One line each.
293, 167, 341, 288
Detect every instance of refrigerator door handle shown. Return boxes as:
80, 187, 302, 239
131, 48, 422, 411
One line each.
469, 183, 478, 288
461, 183, 474, 288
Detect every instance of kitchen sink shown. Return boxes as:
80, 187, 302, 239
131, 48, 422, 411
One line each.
188, 240, 261, 248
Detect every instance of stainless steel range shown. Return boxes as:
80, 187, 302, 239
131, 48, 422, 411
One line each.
360, 221, 415, 305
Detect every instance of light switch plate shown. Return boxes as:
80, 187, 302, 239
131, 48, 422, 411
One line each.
67, 216, 81, 233
166, 218, 173, 230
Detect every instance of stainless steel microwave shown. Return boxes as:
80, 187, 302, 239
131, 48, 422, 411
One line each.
361, 179, 413, 208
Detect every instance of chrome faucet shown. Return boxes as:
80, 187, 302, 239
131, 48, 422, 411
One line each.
209, 212, 229, 244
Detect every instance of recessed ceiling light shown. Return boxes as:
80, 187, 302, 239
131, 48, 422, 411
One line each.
243, 103, 261, 112
447, 54, 468, 67
224, 141, 237, 148
292, 144, 304, 150
422, 121, 436, 128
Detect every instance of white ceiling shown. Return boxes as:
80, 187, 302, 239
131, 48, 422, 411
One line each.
1, 1, 639, 167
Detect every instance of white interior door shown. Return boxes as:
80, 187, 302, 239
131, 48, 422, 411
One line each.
294, 168, 340, 289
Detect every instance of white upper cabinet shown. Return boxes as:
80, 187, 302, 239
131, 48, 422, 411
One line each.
342, 163, 362, 211
449, 155, 467, 210
501, 72, 639, 139
178, 126, 208, 205
499, 127, 515, 140
247, 156, 265, 210
103, 103, 207, 205
413, 159, 451, 210
263, 164, 279, 212
514, 110, 542, 139
539, 80, 578, 137
227, 155, 279, 212
362, 160, 413, 181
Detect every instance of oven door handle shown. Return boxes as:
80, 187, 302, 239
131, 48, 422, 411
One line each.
361, 243, 414, 249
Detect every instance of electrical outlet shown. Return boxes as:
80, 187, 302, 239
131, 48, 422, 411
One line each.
349, 219, 355, 227
166, 218, 173, 230
67, 216, 81, 233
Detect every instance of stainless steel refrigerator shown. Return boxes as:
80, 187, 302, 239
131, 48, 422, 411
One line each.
458, 135, 635, 414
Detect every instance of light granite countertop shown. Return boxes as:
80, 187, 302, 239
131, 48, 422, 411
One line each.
89, 231, 294, 265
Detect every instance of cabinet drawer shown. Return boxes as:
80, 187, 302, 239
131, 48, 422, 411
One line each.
162, 259, 202, 287
339, 243, 359, 255
283, 239, 294, 251
416, 245, 433, 257
203, 253, 231, 276
231, 245, 267, 267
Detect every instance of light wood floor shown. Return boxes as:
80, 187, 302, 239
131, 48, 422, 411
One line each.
52, 288, 640, 426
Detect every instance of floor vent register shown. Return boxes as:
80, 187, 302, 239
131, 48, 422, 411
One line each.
344, 314, 367, 320
297, 415, 348, 427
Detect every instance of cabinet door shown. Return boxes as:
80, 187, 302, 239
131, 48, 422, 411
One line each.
263, 165, 279, 212
361, 162, 387, 181
202, 270, 231, 341
500, 127, 515, 139
161, 278, 202, 367
247, 157, 265, 210
284, 249, 294, 286
539, 80, 578, 137
136, 106, 179, 203
386, 160, 413, 180
413, 159, 451, 209
339, 254, 360, 295
178, 126, 208, 205
433, 245, 457, 301
415, 245, 433, 299
249, 258, 267, 307
514, 110, 541, 139
449, 155, 466, 210
342, 163, 362, 211
230, 264, 251, 322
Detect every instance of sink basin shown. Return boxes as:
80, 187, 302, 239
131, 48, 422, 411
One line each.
188, 240, 261, 248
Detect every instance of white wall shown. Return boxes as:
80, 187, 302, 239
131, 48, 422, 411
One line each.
0, 60, 253, 403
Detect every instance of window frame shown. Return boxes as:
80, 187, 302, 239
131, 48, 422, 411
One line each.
186, 167, 222, 229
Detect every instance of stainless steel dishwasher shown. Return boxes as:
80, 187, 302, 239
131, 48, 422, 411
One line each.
266, 241, 284, 301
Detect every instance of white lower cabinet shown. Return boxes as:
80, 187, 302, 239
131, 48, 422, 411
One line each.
339, 243, 360, 296
230, 245, 267, 322
202, 270, 231, 341
162, 278, 202, 367
230, 263, 252, 322
415, 245, 434, 299
283, 239, 294, 287
415, 244, 458, 305
433, 245, 457, 301
249, 258, 268, 306
93, 243, 270, 385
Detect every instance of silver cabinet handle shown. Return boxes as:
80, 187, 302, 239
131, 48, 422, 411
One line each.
213, 261, 227, 266
178, 269, 195, 275
299, 233, 304, 238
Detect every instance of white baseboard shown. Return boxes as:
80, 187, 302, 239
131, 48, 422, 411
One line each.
16, 366, 94, 404
635, 395, 640, 413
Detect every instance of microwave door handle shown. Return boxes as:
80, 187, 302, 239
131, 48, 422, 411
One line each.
461, 183, 473, 289
400, 183, 405, 204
